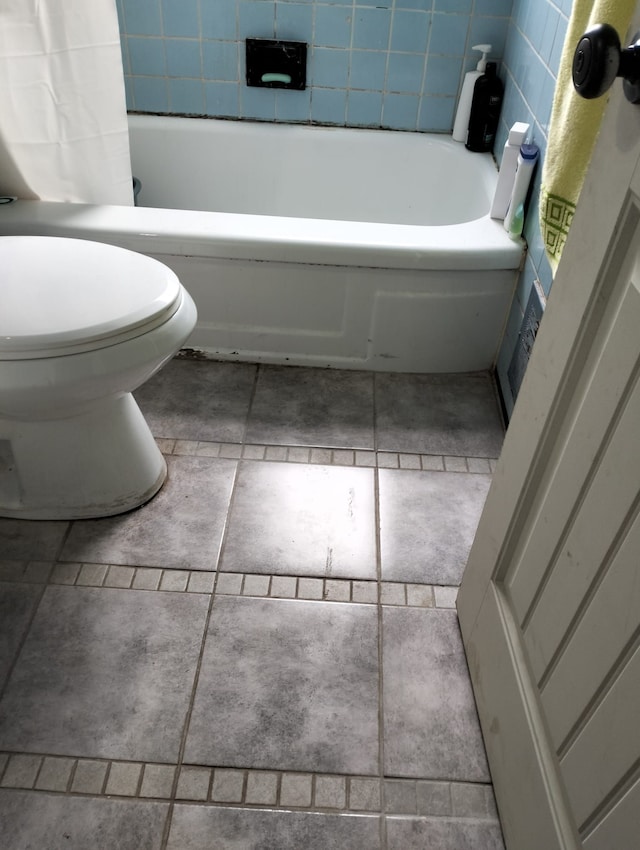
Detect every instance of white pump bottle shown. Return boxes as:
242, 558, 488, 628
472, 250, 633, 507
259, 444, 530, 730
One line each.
452, 44, 492, 143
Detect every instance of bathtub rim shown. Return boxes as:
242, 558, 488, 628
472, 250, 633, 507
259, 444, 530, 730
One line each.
0, 200, 524, 272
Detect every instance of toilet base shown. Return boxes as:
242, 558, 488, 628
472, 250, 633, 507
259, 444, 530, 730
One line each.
0, 393, 167, 520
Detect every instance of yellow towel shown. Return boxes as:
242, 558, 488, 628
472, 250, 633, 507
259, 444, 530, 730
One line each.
540, 0, 635, 274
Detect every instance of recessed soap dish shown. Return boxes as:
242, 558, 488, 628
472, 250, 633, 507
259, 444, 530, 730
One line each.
246, 38, 307, 90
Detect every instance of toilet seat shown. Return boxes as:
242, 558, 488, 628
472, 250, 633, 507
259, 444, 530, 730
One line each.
0, 236, 183, 359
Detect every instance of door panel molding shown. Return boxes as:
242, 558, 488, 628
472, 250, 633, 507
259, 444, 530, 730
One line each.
457, 93, 640, 639
458, 7, 640, 848
466, 582, 581, 850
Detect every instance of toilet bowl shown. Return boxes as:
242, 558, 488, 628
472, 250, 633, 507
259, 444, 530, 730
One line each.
0, 236, 197, 519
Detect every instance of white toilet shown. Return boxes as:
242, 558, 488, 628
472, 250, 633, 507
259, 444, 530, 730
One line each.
0, 236, 197, 520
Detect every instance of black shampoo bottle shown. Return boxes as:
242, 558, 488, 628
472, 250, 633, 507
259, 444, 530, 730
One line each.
465, 62, 503, 153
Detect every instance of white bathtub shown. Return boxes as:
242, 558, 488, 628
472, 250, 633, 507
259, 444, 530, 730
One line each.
0, 114, 523, 372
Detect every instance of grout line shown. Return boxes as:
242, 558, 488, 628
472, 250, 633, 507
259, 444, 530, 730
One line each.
21, 562, 458, 608
0, 564, 51, 706
158, 450, 244, 849
163, 439, 496, 474
0, 751, 500, 819
373, 443, 387, 848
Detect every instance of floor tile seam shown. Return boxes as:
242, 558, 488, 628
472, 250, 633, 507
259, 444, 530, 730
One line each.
45, 562, 216, 594
370, 386, 384, 850
0, 569, 50, 705
0, 561, 56, 584
373, 463, 388, 850
216, 573, 457, 608
0, 753, 499, 819
242, 360, 262, 449
156, 507, 243, 850
39, 565, 458, 608
157, 439, 498, 473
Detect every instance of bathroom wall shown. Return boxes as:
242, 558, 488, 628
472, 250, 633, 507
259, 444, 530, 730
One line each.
116, 0, 513, 132
493, 0, 573, 417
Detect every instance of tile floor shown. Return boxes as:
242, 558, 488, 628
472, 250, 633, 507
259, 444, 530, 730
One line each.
0, 360, 506, 849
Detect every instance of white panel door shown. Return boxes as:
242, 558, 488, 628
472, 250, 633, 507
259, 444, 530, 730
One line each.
457, 8, 640, 850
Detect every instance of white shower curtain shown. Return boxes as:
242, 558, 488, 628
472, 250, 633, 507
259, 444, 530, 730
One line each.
0, 0, 133, 204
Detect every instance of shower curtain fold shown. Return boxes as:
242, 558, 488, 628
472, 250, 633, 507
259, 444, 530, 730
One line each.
0, 0, 133, 205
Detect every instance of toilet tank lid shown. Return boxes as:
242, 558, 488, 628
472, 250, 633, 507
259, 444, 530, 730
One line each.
0, 236, 182, 354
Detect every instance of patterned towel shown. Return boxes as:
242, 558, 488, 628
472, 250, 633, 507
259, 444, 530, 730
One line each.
540, 0, 635, 274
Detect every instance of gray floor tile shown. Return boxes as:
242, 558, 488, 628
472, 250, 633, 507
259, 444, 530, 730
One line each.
0, 790, 167, 850
167, 805, 382, 849
383, 607, 490, 782
184, 596, 380, 774
246, 366, 375, 449
0, 586, 209, 762
386, 816, 504, 849
0, 583, 42, 691
379, 469, 491, 585
135, 358, 257, 442
220, 461, 377, 580
0, 520, 68, 562
375, 372, 504, 457
60, 456, 236, 570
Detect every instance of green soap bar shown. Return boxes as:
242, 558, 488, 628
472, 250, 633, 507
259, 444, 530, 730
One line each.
261, 72, 292, 84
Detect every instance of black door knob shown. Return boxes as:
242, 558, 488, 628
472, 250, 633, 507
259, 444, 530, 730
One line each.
573, 23, 640, 103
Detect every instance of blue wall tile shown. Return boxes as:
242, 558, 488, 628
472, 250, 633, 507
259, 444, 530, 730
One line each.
434, 0, 472, 12
424, 55, 463, 96
205, 81, 240, 117
353, 9, 392, 51
495, 0, 574, 416
347, 90, 383, 126
165, 39, 201, 78
168, 78, 204, 113
311, 88, 348, 124
241, 85, 277, 120
467, 15, 510, 58
398, 0, 432, 10
121, 0, 162, 36
238, 2, 276, 40
132, 76, 168, 111
120, 0, 516, 134
387, 53, 426, 94
475, 0, 513, 15
418, 95, 456, 131
128, 37, 166, 76
390, 11, 430, 54
383, 93, 420, 130
202, 41, 239, 82
276, 88, 311, 122
162, 0, 200, 38
312, 48, 350, 89
350, 50, 388, 91
200, 2, 237, 41
429, 13, 468, 55
316, 6, 352, 49
275, 3, 314, 40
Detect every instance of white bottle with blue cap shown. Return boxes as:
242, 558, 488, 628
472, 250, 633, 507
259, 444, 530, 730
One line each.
490, 122, 530, 220
503, 142, 540, 236
452, 44, 492, 143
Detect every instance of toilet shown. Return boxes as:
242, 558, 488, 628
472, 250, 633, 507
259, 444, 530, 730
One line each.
0, 236, 197, 520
